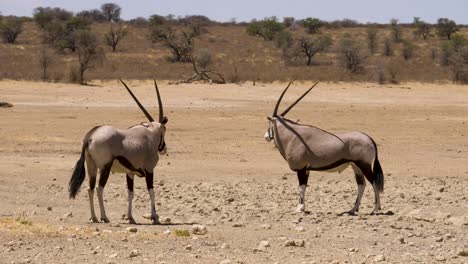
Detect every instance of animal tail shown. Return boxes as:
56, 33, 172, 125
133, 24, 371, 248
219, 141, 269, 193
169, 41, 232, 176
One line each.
69, 140, 88, 199
369, 136, 384, 193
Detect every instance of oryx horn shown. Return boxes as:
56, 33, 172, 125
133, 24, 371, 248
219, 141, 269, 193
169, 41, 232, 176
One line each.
273, 81, 293, 117
120, 79, 154, 122
280, 82, 319, 117
154, 79, 165, 123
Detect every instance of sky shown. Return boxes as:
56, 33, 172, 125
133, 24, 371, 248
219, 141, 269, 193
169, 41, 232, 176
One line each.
1, 0, 468, 24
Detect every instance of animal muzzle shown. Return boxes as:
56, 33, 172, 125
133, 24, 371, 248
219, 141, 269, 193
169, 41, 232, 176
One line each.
158, 140, 167, 155
264, 131, 272, 142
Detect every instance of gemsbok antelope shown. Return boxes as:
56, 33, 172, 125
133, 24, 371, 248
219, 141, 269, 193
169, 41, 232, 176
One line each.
69, 80, 168, 224
264, 82, 384, 215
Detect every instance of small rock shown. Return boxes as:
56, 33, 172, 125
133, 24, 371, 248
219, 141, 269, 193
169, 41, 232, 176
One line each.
260, 224, 272, 230
435, 254, 446, 261
0, 102, 13, 108
126, 227, 138, 233
373, 254, 385, 262
348, 248, 359, 252
232, 223, 244, 228
161, 217, 171, 224
397, 237, 406, 244
284, 239, 305, 247
292, 217, 302, 224
185, 245, 192, 250
435, 237, 444, 242
163, 229, 171, 235
439, 187, 445, 192
295, 226, 305, 232
63, 212, 73, 218
192, 224, 207, 235
108, 253, 118, 258
457, 249, 468, 257
129, 250, 140, 258
47, 206, 52, 211
258, 240, 270, 249
220, 259, 231, 264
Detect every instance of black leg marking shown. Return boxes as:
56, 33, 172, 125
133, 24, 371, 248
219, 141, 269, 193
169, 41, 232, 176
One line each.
297, 169, 309, 204
89, 174, 97, 190
99, 163, 112, 188
126, 174, 134, 192
145, 171, 154, 190
355, 161, 374, 185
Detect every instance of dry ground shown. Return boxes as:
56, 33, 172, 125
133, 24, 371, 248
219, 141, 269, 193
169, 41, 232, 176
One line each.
0, 80, 467, 264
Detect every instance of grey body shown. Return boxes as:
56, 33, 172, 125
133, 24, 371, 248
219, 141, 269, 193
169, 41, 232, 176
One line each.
265, 82, 384, 215
69, 80, 168, 224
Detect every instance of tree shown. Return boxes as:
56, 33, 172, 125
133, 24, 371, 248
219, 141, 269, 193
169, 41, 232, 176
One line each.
77, 9, 106, 23
390, 19, 402, 43
55, 16, 92, 52
104, 23, 128, 52
437, 18, 458, 40
367, 28, 378, 54
383, 38, 393, 56
100, 3, 121, 22
337, 34, 367, 73
413, 17, 431, 40
75, 30, 104, 85
246, 17, 285, 41
0, 17, 23, 44
150, 22, 202, 62
302, 17, 323, 34
402, 40, 415, 60
294, 35, 332, 66
33, 7, 73, 29
283, 17, 295, 28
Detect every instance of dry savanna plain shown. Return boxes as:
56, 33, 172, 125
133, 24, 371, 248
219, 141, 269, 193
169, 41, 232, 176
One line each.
0, 80, 467, 264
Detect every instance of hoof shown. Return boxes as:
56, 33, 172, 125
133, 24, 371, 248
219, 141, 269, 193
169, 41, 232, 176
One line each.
128, 217, 137, 225
90, 217, 99, 223
151, 215, 160, 225
338, 211, 358, 216
295, 204, 305, 213
101, 217, 110, 223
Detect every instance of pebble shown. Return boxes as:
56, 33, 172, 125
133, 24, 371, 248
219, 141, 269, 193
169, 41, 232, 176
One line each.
126, 227, 138, 233
458, 249, 468, 256
108, 253, 118, 258
435, 254, 446, 261
435, 237, 444, 242
295, 226, 305, 232
63, 212, 73, 218
192, 224, 207, 235
284, 239, 305, 247
219, 260, 231, 264
260, 224, 272, 229
373, 254, 385, 262
232, 223, 245, 227
163, 229, 171, 235
259, 240, 270, 249
47, 207, 52, 211
185, 245, 192, 250
129, 250, 140, 258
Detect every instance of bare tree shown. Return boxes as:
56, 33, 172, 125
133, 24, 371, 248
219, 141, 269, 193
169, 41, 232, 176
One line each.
100, 3, 121, 22
104, 23, 128, 52
178, 56, 226, 84
337, 34, 367, 73
293, 35, 332, 66
150, 23, 202, 62
75, 30, 104, 85
0, 17, 23, 44
39, 47, 53, 81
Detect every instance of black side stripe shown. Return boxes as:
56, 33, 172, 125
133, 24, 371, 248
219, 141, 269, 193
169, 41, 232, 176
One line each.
115, 156, 145, 177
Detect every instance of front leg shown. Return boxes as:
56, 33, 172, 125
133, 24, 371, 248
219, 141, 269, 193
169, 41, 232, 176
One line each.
296, 169, 309, 213
145, 171, 160, 225
126, 174, 137, 225
97, 164, 111, 223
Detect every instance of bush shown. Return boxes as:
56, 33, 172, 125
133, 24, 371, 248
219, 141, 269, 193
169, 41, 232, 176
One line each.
448, 46, 468, 83
246, 17, 285, 41
413, 17, 431, 40
390, 19, 402, 43
437, 18, 458, 40
402, 40, 415, 60
194, 49, 212, 69
0, 17, 23, 43
283, 17, 295, 28
274, 30, 292, 49
383, 38, 393, 56
337, 34, 367, 73
367, 28, 378, 54
76, 9, 106, 23
302, 17, 323, 34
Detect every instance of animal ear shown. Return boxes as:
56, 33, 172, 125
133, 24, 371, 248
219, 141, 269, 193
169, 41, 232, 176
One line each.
161, 116, 168, 124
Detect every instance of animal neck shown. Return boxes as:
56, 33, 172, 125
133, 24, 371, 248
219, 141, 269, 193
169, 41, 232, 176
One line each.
272, 117, 289, 160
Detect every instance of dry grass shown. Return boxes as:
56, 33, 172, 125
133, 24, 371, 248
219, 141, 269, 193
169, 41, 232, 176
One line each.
0, 22, 466, 83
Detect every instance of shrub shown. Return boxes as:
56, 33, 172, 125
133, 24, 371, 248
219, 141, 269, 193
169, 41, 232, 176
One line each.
76, 9, 106, 23
390, 19, 402, 43
367, 27, 378, 54
437, 18, 458, 40
39, 47, 53, 81
448, 46, 468, 83
283, 17, 295, 28
302, 17, 323, 34
383, 38, 393, 56
104, 23, 128, 52
194, 49, 212, 69
246, 17, 285, 41
402, 40, 415, 60
337, 34, 367, 73
413, 17, 431, 40
274, 30, 293, 49
0, 17, 23, 44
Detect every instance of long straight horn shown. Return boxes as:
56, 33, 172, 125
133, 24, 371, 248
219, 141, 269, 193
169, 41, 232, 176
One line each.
273, 81, 293, 117
280, 82, 319, 117
154, 80, 164, 122
120, 79, 154, 122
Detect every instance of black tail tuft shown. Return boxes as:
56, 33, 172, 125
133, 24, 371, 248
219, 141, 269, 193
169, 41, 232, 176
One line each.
368, 136, 384, 193
69, 142, 88, 199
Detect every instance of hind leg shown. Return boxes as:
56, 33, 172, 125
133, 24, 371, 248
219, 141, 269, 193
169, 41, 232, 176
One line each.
86, 157, 99, 223
145, 171, 160, 225
96, 163, 111, 223
126, 174, 136, 225
296, 169, 309, 213
355, 161, 381, 215
340, 164, 366, 216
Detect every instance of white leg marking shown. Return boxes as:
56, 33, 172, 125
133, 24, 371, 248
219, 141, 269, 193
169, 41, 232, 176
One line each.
371, 184, 381, 214
148, 189, 159, 224
88, 188, 99, 222
97, 186, 109, 223
127, 190, 136, 224
296, 184, 306, 212
350, 184, 366, 214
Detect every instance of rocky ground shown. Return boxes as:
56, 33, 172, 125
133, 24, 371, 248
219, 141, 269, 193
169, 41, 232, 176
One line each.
0, 81, 467, 263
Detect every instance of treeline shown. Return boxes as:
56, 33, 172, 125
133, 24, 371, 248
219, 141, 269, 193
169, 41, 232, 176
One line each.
0, 3, 467, 84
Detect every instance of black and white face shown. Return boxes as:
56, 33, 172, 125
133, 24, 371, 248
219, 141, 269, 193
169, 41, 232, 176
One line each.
264, 117, 275, 142
149, 117, 168, 155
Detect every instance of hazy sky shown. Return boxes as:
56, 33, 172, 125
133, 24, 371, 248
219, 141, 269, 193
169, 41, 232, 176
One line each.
1, 0, 467, 24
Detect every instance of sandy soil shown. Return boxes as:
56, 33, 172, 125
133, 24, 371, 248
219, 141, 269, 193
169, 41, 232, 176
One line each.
0, 80, 467, 264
